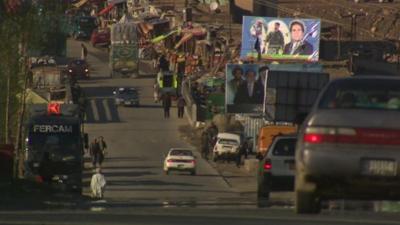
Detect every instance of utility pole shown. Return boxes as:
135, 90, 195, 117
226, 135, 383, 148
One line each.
337, 25, 342, 59
341, 12, 366, 41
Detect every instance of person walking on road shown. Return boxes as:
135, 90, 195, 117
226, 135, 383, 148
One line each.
177, 96, 186, 118
98, 136, 107, 165
162, 94, 171, 118
90, 168, 106, 199
236, 140, 248, 168
201, 131, 209, 160
90, 138, 103, 167
81, 43, 88, 60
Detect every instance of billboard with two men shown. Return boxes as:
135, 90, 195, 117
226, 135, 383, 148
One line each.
240, 16, 321, 62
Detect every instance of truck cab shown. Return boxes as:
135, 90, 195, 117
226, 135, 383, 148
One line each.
70, 16, 97, 40
24, 104, 87, 193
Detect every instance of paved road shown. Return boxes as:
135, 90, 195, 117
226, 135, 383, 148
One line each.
66, 39, 245, 203
2, 208, 400, 225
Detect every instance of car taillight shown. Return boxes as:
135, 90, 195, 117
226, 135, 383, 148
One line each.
263, 159, 272, 171
167, 159, 174, 163
304, 127, 400, 145
191, 160, 196, 164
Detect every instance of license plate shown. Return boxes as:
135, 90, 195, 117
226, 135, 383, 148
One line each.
124, 101, 131, 104
362, 159, 397, 176
177, 164, 184, 168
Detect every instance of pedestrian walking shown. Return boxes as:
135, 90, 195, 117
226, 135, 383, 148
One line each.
98, 136, 107, 164
158, 53, 169, 72
90, 138, 103, 167
162, 94, 171, 118
90, 168, 106, 199
201, 131, 209, 160
236, 141, 248, 168
81, 43, 88, 60
177, 95, 186, 118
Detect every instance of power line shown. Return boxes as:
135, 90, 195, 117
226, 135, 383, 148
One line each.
253, 0, 387, 41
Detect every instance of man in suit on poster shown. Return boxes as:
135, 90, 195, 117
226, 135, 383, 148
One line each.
234, 69, 264, 105
283, 20, 313, 55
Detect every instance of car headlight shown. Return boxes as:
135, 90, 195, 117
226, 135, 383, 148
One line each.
68, 69, 72, 73
85, 68, 89, 72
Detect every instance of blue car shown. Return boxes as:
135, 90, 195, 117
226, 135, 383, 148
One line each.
113, 87, 140, 107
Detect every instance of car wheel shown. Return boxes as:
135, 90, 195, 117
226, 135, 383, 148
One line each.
295, 190, 321, 214
190, 170, 196, 176
165, 170, 169, 175
213, 153, 218, 162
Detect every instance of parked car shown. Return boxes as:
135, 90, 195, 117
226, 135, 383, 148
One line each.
113, 87, 140, 107
212, 133, 241, 162
164, 148, 196, 175
91, 28, 110, 47
257, 134, 297, 200
67, 59, 89, 80
295, 76, 400, 214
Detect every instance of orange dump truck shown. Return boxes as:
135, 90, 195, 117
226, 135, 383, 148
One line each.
256, 125, 297, 158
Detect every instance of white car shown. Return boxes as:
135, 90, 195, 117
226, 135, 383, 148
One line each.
257, 135, 297, 200
164, 148, 196, 175
212, 133, 241, 162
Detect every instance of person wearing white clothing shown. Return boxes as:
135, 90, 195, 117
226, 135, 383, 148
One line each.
90, 168, 106, 199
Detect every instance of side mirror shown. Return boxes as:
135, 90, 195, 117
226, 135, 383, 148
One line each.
113, 91, 117, 95
84, 133, 89, 149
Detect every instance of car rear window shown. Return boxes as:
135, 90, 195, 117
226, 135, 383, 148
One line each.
170, 150, 193, 156
272, 138, 296, 156
218, 139, 238, 145
120, 89, 137, 95
319, 79, 400, 111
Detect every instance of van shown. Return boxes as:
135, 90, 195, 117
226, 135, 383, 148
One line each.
256, 125, 297, 158
213, 133, 241, 162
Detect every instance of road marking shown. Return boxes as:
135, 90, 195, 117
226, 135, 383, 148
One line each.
103, 99, 112, 121
90, 99, 99, 121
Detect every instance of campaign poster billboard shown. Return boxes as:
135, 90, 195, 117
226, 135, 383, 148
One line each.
240, 16, 321, 62
226, 64, 265, 114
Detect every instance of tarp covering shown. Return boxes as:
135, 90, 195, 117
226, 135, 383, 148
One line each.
98, 4, 114, 16
107, 0, 126, 4
73, 0, 89, 8
24, 89, 49, 104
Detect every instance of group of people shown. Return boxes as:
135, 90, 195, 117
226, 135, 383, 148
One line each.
89, 136, 107, 168
201, 122, 219, 160
161, 94, 186, 119
88, 136, 108, 199
228, 66, 268, 105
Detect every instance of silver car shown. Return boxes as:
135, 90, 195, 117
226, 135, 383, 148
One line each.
295, 76, 400, 214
